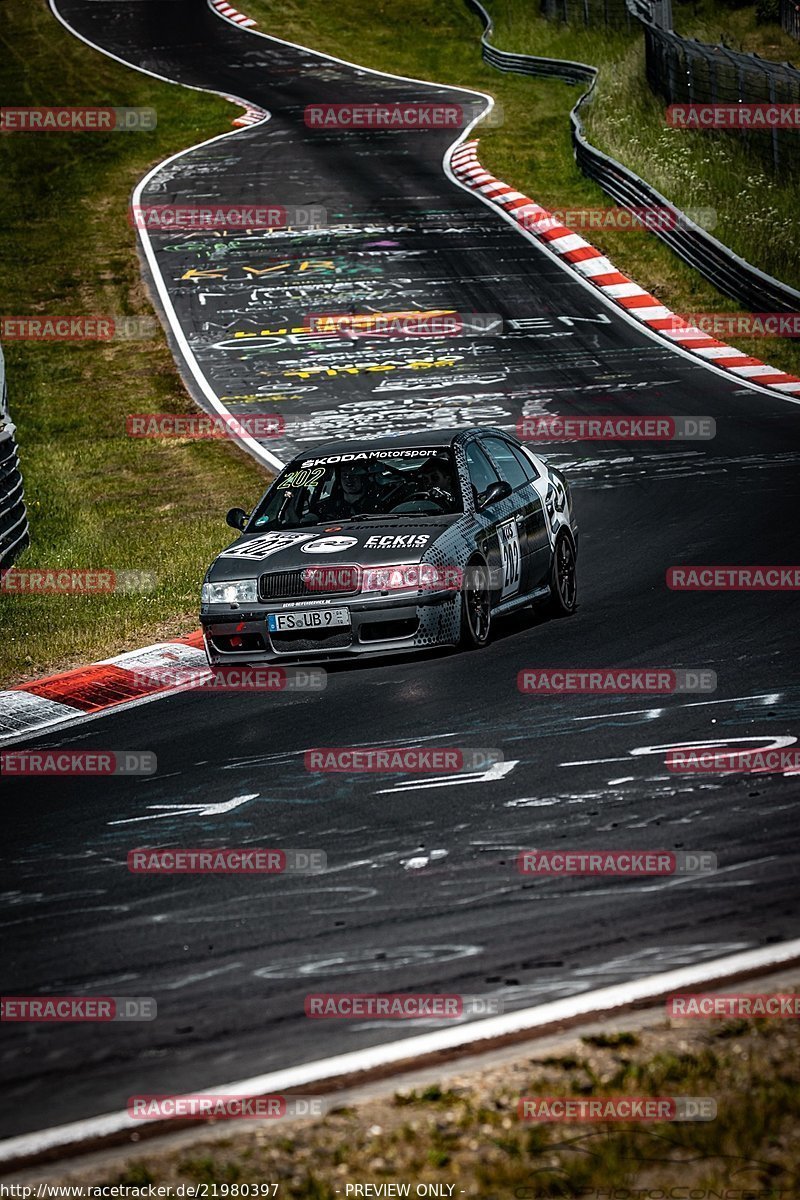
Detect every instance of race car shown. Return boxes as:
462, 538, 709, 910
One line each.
200, 427, 578, 663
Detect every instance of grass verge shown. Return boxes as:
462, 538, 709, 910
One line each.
43, 1000, 800, 1193
0, 1, 268, 687
242, 0, 800, 377
3, 0, 797, 685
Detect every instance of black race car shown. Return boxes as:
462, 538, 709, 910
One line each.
200, 427, 578, 663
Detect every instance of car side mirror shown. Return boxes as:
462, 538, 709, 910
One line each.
477, 480, 512, 511
226, 507, 249, 531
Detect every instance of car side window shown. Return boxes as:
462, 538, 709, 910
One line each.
465, 441, 500, 504
482, 437, 530, 490
514, 443, 543, 480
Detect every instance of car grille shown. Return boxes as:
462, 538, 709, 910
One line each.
269, 628, 353, 653
258, 568, 360, 601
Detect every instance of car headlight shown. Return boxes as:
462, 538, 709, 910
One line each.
202, 579, 258, 605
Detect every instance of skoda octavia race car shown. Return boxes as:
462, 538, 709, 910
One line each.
200, 427, 578, 664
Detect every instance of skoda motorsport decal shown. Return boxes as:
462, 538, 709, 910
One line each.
300, 536, 359, 554
300, 449, 439, 467
222, 532, 315, 560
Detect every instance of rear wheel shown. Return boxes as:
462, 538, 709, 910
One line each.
460, 557, 492, 648
544, 533, 577, 617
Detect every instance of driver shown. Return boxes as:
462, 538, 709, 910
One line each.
313, 463, 381, 520
415, 456, 455, 507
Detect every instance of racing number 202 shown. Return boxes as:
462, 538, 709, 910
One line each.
498, 519, 521, 597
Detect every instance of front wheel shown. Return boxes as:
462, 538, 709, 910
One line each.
544, 533, 577, 617
460, 557, 492, 648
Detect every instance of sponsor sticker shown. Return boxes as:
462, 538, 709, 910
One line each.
221, 533, 314, 560
363, 534, 430, 549
300, 536, 359, 554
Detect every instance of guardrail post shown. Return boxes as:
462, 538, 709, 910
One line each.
768, 73, 780, 169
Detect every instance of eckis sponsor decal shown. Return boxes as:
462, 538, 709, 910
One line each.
222, 533, 314, 560
364, 535, 430, 549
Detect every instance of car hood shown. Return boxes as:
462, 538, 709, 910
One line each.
208, 516, 462, 580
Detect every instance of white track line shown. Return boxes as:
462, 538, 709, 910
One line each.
2, 938, 799, 1165
48, 0, 283, 470
207, 0, 800, 408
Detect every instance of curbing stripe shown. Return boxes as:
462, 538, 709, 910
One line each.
210, 0, 257, 28
449, 141, 800, 395
0, 632, 207, 743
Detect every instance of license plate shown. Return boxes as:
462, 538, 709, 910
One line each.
268, 608, 351, 632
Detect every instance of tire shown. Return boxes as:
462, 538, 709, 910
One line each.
544, 532, 577, 617
460, 556, 492, 648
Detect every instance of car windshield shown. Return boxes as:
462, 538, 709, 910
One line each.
250, 449, 461, 530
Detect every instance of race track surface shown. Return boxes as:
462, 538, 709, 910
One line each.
2, 0, 798, 1141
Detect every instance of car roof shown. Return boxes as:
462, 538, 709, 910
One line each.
291, 426, 512, 461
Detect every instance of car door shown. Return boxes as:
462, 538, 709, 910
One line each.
481, 435, 550, 591
463, 437, 524, 603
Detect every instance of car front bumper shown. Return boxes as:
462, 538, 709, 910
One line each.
200, 590, 462, 664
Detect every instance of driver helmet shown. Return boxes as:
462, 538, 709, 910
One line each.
340, 463, 371, 503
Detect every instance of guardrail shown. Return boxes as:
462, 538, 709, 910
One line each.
781, 0, 800, 41
0, 351, 30, 569
641, 23, 800, 173
463, 0, 800, 314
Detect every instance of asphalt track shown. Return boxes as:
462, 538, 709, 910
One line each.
2, 0, 799, 1144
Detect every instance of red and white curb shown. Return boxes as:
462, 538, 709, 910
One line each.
0, 632, 206, 744
231, 103, 268, 127
1, 938, 798, 1169
450, 140, 800, 396
210, 0, 257, 28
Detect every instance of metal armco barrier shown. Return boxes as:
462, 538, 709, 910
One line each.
781, 0, 800, 42
0, 347, 30, 569
464, 0, 800, 314
642, 24, 800, 173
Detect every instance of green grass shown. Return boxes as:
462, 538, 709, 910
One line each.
243, 0, 800, 373
3, 0, 797, 685
46, 1007, 800, 1193
488, 0, 800, 297
0, 1, 268, 686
